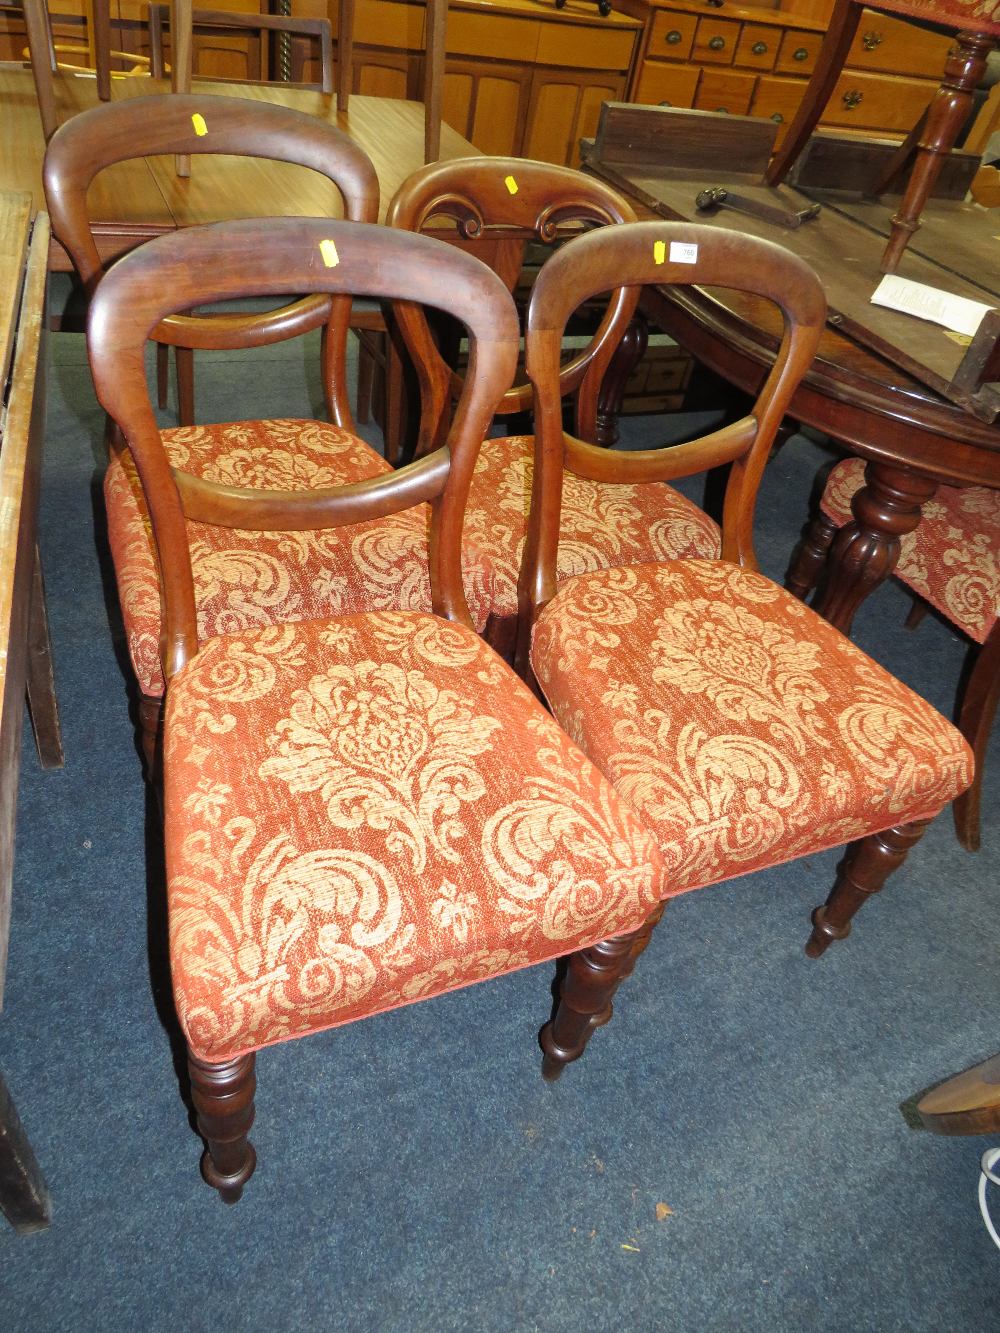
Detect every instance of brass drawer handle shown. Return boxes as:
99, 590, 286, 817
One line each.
715, 105, 729, 113
665, 28, 682, 43
862, 30, 883, 50
752, 40, 768, 55
708, 36, 726, 50
770, 111, 783, 123
842, 89, 863, 108
793, 46, 809, 61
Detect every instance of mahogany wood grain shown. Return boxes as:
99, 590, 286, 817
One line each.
917, 1052, 1000, 1136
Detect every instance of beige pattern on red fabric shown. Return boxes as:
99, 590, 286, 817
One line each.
530, 560, 973, 897
822, 458, 999, 645
463, 435, 721, 624
872, 0, 1000, 34
104, 419, 498, 697
164, 611, 664, 1063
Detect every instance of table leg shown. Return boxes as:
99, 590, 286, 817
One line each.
0, 1068, 51, 1234
90, 0, 112, 102
813, 461, 938, 635
25, 545, 63, 772
171, 0, 192, 178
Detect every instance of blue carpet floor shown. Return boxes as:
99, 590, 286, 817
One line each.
1, 316, 997, 1330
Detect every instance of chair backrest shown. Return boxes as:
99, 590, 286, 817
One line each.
519, 221, 826, 640
43, 93, 380, 427
147, 5, 335, 94
386, 156, 639, 453
86, 216, 520, 680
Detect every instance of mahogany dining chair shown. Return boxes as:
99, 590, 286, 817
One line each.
85, 216, 665, 1201
386, 157, 722, 658
517, 223, 972, 1025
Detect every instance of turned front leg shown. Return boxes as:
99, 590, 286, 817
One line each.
813, 463, 937, 635
806, 819, 931, 958
188, 1050, 257, 1204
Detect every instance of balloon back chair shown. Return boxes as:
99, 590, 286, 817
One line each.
519, 222, 973, 978
387, 157, 722, 660
43, 93, 379, 429
85, 215, 667, 1201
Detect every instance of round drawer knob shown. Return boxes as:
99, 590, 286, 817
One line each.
752, 41, 768, 55
793, 47, 809, 61
770, 111, 784, 123
665, 28, 682, 43
862, 30, 883, 50
842, 89, 863, 108
708, 36, 726, 50
715, 106, 729, 113
658, 100, 673, 107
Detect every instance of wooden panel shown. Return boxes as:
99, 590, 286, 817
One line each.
774, 27, 820, 76
825, 70, 937, 133
535, 20, 635, 71
524, 77, 581, 163
571, 76, 625, 166
734, 23, 780, 72
633, 60, 699, 108
354, 0, 424, 51
447, 8, 537, 62
693, 69, 754, 116
647, 10, 697, 62
749, 73, 805, 139
593, 102, 778, 180
468, 71, 530, 156
847, 10, 952, 79
691, 17, 738, 66
354, 47, 417, 99
442, 68, 476, 141
0, 194, 30, 394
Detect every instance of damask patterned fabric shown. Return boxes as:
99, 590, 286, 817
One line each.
104, 419, 498, 698
464, 435, 722, 623
821, 458, 999, 644
530, 561, 973, 897
873, 0, 1000, 35
164, 611, 664, 1063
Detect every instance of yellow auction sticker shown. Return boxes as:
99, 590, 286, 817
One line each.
191, 113, 208, 136
653, 240, 666, 265
320, 239, 340, 268
504, 175, 519, 195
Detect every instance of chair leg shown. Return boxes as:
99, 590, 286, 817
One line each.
355, 331, 376, 425
22, 0, 60, 142
423, 0, 447, 163
336, 0, 354, 113
138, 691, 163, 786
188, 1049, 257, 1204
952, 625, 1000, 853
156, 343, 169, 411
805, 818, 931, 958
175, 346, 195, 426
786, 512, 838, 602
591, 900, 667, 1030
540, 917, 657, 1082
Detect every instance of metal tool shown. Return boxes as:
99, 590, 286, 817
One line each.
694, 186, 821, 229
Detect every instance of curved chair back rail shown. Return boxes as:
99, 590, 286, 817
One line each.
87, 216, 520, 677
386, 156, 639, 450
520, 221, 827, 631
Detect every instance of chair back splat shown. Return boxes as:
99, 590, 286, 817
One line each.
387, 157, 639, 454
520, 220, 827, 651
87, 217, 520, 679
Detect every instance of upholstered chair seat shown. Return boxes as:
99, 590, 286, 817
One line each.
820, 458, 999, 646
530, 560, 973, 897
165, 610, 663, 1064
462, 434, 721, 628
105, 419, 498, 698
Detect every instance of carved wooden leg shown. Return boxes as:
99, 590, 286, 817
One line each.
904, 596, 929, 631
540, 922, 650, 1082
592, 312, 649, 448
786, 512, 838, 602
25, 544, 64, 771
188, 1049, 256, 1204
806, 819, 931, 958
175, 347, 195, 427
953, 625, 1000, 853
138, 691, 163, 786
882, 32, 995, 273
591, 900, 667, 1029
813, 462, 938, 635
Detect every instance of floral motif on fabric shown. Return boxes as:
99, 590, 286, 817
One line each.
530, 561, 973, 896
104, 420, 498, 697
822, 458, 999, 644
164, 611, 663, 1061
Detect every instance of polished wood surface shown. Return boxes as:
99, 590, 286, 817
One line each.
918, 1052, 1000, 1136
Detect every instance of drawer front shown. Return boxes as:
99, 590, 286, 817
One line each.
536, 22, 636, 71
775, 29, 821, 77
824, 71, 939, 132
692, 17, 739, 66
693, 69, 755, 116
447, 10, 537, 62
734, 24, 780, 72
633, 61, 700, 108
647, 11, 698, 63
847, 11, 952, 77
749, 74, 805, 131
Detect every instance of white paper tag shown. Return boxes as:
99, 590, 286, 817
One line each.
870, 274, 993, 338
669, 242, 698, 265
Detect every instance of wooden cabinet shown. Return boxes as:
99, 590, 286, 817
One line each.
619, 0, 954, 146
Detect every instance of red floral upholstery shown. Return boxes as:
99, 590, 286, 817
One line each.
821, 458, 999, 644
873, 0, 1000, 34
530, 561, 973, 896
164, 611, 664, 1062
104, 419, 498, 697
464, 435, 721, 623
